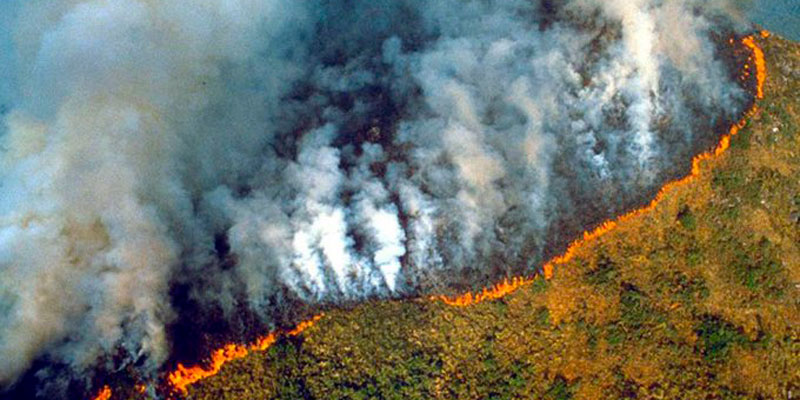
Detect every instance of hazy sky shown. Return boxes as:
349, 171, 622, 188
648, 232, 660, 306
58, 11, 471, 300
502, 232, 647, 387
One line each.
750, 0, 800, 40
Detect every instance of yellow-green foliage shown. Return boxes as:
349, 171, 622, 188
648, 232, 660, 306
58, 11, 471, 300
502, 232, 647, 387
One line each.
182, 35, 799, 400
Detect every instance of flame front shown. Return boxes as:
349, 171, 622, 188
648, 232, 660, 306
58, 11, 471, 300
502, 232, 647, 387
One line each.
436, 32, 768, 307
434, 276, 536, 306
742, 35, 767, 99
166, 314, 323, 394
88, 32, 768, 399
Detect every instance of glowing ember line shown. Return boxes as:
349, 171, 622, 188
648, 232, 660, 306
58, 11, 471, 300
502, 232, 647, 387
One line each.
435, 33, 768, 307
166, 314, 323, 395
742, 35, 767, 99
434, 276, 536, 306
88, 32, 769, 399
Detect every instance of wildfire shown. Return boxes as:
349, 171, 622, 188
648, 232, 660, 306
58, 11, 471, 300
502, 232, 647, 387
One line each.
742, 35, 767, 99
434, 276, 537, 306
87, 31, 768, 400
435, 32, 768, 307
90, 386, 111, 400
167, 314, 324, 394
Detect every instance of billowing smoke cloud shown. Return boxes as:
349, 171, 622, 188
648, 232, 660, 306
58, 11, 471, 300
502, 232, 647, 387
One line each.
0, 0, 750, 395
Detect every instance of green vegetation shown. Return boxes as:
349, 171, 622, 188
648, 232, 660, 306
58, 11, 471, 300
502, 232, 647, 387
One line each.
117, 35, 800, 400
696, 315, 747, 362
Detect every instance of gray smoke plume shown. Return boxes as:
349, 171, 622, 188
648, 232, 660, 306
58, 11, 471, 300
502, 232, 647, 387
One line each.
0, 0, 750, 395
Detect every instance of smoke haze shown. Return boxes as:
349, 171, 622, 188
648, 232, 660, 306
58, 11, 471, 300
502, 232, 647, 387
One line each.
0, 0, 752, 396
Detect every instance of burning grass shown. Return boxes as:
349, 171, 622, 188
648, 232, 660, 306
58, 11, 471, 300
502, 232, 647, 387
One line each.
90, 32, 799, 400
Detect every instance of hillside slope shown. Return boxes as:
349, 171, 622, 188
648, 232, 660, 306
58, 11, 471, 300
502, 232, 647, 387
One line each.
133, 33, 799, 400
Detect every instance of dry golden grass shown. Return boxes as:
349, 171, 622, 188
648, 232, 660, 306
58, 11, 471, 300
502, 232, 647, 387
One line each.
175, 33, 799, 400
96, 33, 799, 400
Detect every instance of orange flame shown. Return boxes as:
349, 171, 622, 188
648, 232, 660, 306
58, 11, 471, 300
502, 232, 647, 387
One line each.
436, 33, 768, 307
742, 35, 767, 99
434, 276, 536, 306
166, 314, 323, 394
90, 385, 112, 400
88, 32, 768, 399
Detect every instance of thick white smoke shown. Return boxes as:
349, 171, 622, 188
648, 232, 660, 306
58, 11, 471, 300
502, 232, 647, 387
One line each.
0, 0, 750, 394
